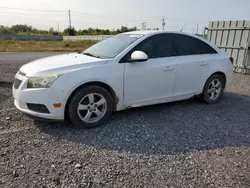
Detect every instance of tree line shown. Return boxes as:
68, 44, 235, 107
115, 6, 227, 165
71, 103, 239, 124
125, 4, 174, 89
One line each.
0, 24, 159, 36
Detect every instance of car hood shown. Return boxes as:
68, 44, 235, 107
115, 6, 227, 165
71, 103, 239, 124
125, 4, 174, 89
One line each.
20, 52, 108, 77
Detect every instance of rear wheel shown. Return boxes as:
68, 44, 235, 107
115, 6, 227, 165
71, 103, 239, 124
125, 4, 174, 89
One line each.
202, 74, 225, 104
68, 85, 113, 128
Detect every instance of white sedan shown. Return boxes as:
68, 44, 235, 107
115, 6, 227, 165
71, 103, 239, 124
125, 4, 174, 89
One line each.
13, 31, 234, 128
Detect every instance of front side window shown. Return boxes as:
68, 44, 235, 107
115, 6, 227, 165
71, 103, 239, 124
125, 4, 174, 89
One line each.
83, 34, 144, 59
173, 34, 217, 56
132, 34, 174, 59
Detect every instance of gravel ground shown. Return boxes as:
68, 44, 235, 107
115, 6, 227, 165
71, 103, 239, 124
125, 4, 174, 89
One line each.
0, 52, 250, 188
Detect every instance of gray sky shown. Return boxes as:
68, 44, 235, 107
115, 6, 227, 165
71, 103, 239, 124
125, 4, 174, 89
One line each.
0, 0, 250, 33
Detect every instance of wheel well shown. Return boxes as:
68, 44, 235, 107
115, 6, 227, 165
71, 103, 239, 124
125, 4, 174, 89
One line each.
210, 72, 226, 86
64, 82, 118, 119
202, 72, 226, 94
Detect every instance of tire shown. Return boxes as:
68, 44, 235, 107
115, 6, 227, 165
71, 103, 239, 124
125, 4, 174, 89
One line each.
202, 74, 225, 104
67, 85, 113, 129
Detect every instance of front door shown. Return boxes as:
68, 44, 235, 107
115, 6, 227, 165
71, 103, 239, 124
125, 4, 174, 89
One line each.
124, 57, 176, 105
122, 33, 176, 106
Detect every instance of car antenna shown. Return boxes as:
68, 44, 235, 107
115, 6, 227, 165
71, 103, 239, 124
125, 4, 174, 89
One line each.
180, 24, 187, 32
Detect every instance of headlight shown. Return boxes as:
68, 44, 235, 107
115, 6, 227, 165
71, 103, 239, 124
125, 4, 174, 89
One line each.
27, 74, 61, 88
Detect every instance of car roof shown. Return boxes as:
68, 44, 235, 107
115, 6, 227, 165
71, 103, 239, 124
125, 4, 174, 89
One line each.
124, 30, 164, 35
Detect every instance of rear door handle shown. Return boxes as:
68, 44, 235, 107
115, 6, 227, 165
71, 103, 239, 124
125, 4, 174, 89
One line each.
200, 62, 208, 66
163, 66, 174, 71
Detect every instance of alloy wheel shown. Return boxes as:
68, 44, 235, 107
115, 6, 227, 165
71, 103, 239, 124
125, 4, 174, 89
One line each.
77, 93, 107, 123
207, 79, 222, 100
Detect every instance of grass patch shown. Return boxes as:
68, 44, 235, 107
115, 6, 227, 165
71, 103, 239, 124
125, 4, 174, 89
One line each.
0, 39, 97, 52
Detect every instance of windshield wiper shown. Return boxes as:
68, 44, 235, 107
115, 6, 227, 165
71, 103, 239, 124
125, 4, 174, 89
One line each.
83, 52, 100, 58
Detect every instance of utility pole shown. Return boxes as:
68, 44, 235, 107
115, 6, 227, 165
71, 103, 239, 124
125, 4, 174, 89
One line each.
162, 17, 166, 30
141, 22, 146, 30
196, 24, 199, 34
68, 10, 72, 28
57, 22, 59, 32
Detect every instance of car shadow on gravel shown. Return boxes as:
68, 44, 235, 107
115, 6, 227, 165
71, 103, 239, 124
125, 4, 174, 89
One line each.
36, 92, 250, 155
0, 81, 13, 88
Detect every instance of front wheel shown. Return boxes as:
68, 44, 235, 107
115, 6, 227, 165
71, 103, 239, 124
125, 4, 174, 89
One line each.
67, 85, 113, 129
202, 74, 225, 104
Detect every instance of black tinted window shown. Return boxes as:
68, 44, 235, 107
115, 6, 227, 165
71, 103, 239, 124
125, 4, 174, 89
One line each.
132, 34, 174, 59
173, 34, 217, 56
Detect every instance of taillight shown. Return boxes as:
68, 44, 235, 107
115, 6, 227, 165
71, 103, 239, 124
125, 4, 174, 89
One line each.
230, 57, 234, 65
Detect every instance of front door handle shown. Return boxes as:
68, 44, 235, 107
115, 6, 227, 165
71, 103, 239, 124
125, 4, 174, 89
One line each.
163, 66, 174, 71
200, 61, 208, 66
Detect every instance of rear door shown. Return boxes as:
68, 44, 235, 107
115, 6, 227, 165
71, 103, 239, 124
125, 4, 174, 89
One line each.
172, 34, 218, 99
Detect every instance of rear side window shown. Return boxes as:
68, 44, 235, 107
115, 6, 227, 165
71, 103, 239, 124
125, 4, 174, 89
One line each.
173, 34, 217, 56
131, 34, 175, 59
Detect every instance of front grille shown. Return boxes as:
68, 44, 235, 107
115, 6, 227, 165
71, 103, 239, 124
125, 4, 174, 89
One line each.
27, 103, 50, 114
19, 71, 26, 76
13, 78, 22, 89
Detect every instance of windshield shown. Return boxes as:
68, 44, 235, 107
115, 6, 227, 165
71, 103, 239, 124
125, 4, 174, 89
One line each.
83, 34, 144, 59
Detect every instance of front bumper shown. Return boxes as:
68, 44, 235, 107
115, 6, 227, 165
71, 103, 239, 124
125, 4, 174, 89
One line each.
12, 73, 65, 120
14, 99, 63, 120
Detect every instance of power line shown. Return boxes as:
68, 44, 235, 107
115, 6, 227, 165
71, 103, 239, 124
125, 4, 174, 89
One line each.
0, 6, 207, 23
0, 6, 66, 12
0, 6, 208, 32
0, 12, 68, 24
71, 11, 206, 23
71, 11, 157, 21
71, 11, 96, 16
71, 11, 160, 19
0, 11, 66, 16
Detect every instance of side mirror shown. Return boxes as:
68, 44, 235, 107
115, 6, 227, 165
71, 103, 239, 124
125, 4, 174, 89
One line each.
128, 51, 148, 62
